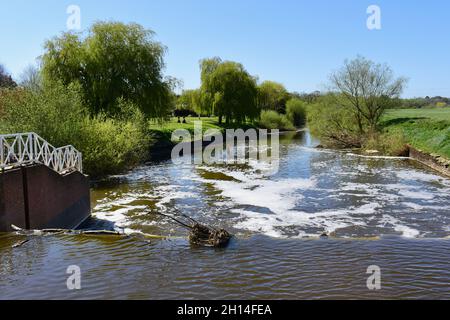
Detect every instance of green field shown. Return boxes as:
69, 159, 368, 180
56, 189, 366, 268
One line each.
149, 116, 258, 142
150, 117, 223, 134
382, 108, 450, 159
384, 107, 450, 122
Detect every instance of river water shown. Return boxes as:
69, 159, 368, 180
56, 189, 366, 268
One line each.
1, 131, 449, 299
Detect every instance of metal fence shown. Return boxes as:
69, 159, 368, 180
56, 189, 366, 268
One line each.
0, 133, 83, 174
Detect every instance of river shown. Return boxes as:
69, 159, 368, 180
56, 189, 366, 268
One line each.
1, 131, 449, 299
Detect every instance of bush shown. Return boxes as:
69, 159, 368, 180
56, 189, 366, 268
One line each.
258, 110, 294, 131
286, 98, 307, 127
307, 94, 362, 148
0, 82, 150, 178
79, 114, 149, 177
363, 131, 409, 156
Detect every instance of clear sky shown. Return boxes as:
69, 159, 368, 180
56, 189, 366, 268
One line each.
1, 0, 449, 97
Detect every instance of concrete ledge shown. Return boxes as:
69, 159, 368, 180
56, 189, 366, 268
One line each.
409, 146, 450, 178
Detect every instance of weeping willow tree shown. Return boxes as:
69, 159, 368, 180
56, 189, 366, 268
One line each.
41, 21, 174, 119
257, 80, 290, 114
200, 58, 258, 124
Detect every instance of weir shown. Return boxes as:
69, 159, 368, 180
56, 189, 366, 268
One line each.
0, 133, 90, 232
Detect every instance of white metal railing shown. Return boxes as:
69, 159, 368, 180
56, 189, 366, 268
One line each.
0, 132, 82, 174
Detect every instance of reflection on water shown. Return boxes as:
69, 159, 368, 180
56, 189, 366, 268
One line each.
1, 131, 449, 299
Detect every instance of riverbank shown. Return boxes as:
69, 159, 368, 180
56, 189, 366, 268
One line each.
380, 108, 450, 177
382, 108, 450, 159
147, 116, 297, 160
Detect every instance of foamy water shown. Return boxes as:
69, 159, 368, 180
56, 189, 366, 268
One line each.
90, 131, 450, 239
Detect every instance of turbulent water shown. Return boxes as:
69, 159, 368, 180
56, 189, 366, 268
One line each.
92, 131, 450, 239
1, 131, 449, 299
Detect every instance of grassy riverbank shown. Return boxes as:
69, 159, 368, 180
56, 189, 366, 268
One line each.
381, 108, 450, 159
148, 116, 262, 143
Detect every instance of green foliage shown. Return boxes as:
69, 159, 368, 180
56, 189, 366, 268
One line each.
0, 83, 150, 178
307, 94, 362, 147
258, 110, 294, 131
257, 81, 290, 114
307, 57, 406, 148
286, 98, 307, 127
200, 59, 258, 124
330, 56, 407, 133
398, 96, 450, 109
41, 21, 173, 118
80, 113, 149, 177
176, 89, 204, 115
363, 131, 409, 156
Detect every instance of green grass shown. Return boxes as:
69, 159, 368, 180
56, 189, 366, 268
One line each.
381, 108, 450, 159
150, 117, 223, 134
383, 107, 450, 122
148, 116, 258, 142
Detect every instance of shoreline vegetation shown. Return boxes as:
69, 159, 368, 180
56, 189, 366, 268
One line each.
0, 21, 449, 179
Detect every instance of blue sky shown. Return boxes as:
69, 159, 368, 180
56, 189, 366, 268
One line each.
1, 0, 449, 97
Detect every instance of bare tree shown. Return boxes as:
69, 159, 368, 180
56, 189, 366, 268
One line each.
19, 64, 42, 91
330, 56, 407, 133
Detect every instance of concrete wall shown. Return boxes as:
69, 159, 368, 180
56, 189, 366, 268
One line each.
0, 164, 90, 232
409, 146, 450, 178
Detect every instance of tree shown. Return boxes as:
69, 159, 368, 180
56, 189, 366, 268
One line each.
257, 81, 290, 114
286, 98, 307, 127
19, 64, 42, 91
0, 64, 17, 88
177, 89, 204, 116
200, 59, 258, 124
330, 56, 407, 133
307, 93, 362, 147
199, 57, 222, 117
41, 21, 173, 118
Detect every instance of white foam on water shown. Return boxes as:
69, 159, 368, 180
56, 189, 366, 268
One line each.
232, 202, 376, 238
214, 177, 316, 214
92, 185, 198, 231
396, 169, 449, 184
398, 189, 435, 200
380, 215, 421, 238
402, 202, 425, 210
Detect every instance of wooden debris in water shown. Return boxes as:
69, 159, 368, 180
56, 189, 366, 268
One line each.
189, 223, 231, 248
12, 239, 29, 248
11, 225, 123, 237
153, 213, 232, 248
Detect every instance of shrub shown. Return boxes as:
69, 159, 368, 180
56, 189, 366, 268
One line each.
363, 131, 409, 156
286, 98, 307, 127
79, 114, 149, 177
258, 110, 294, 131
307, 94, 362, 148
